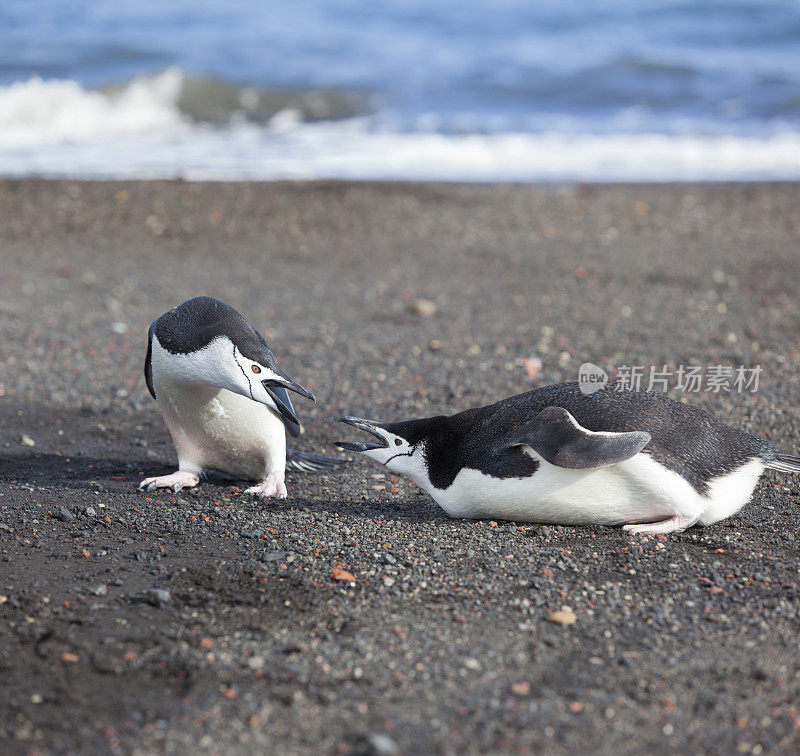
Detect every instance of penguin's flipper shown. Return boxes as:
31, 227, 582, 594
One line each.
272, 386, 302, 437
287, 448, 350, 472
505, 406, 651, 469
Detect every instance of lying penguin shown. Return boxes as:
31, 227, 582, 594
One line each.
140, 296, 342, 499
337, 382, 800, 534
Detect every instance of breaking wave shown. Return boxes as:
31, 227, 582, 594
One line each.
0, 68, 368, 147
1, 69, 799, 182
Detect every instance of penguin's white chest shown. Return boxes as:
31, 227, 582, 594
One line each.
411, 450, 764, 526
154, 379, 286, 480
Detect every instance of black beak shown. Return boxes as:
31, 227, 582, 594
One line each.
336, 416, 390, 452
262, 377, 315, 426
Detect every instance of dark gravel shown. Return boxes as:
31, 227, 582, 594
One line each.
1, 179, 800, 754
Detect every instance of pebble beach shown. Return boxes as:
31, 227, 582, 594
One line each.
1, 179, 800, 754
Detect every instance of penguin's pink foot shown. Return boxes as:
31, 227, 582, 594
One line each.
622, 514, 697, 535
245, 472, 287, 501
139, 471, 200, 493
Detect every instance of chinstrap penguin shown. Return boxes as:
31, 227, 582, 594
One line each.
140, 296, 343, 499
337, 382, 800, 534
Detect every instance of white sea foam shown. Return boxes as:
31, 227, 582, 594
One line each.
0, 69, 191, 147
1, 74, 799, 181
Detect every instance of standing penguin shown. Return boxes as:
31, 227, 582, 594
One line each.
337, 382, 800, 534
140, 296, 342, 499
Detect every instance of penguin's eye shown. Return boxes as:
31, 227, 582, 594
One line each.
251, 365, 262, 374
394, 438, 403, 446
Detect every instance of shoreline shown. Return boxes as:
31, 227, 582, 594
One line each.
4, 176, 800, 186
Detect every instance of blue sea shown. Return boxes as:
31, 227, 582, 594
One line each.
1, 0, 799, 181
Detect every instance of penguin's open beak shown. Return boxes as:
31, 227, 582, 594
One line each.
262, 378, 315, 426
335, 417, 390, 452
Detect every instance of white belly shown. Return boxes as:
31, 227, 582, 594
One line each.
154, 379, 286, 481
418, 450, 764, 526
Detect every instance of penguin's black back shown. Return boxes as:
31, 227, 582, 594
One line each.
398, 383, 770, 493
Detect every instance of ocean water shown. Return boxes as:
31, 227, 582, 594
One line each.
1, 0, 799, 181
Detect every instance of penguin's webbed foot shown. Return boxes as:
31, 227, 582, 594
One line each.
245, 472, 287, 501
622, 514, 698, 535
139, 471, 200, 493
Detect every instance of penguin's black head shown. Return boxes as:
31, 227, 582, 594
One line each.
336, 415, 442, 475
151, 297, 315, 429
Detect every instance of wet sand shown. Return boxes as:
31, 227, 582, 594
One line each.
1, 179, 800, 754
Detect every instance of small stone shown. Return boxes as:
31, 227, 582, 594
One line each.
408, 298, 437, 318
91, 584, 108, 597
58, 506, 74, 522
247, 656, 266, 670
147, 588, 171, 607
30, 693, 44, 704
330, 566, 356, 582
18, 434, 35, 447
428, 339, 443, 351
363, 733, 399, 755
547, 606, 577, 626
259, 549, 286, 562
523, 355, 543, 379
84, 506, 96, 517
511, 681, 531, 696
463, 658, 481, 671
284, 640, 308, 654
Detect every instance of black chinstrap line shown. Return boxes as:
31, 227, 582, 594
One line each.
384, 448, 415, 466
233, 343, 256, 401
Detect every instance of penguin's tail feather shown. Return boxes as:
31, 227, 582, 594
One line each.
287, 447, 350, 473
766, 451, 800, 474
